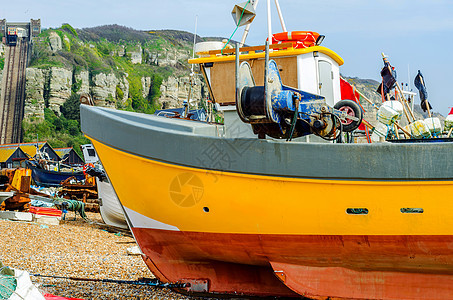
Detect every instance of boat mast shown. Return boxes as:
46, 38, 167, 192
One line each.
239, 0, 288, 47
240, 0, 259, 47
274, 0, 287, 32
186, 15, 198, 117
267, 0, 272, 45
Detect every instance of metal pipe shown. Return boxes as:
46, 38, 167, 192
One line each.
264, 40, 270, 119
191, 15, 198, 73
267, 0, 272, 45
200, 63, 216, 104
235, 43, 240, 106
240, 0, 259, 47
274, 0, 287, 32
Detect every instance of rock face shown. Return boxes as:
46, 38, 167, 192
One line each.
48, 68, 72, 113
117, 76, 129, 104
74, 70, 90, 94
24, 66, 205, 121
141, 77, 151, 99
159, 76, 205, 108
24, 68, 47, 121
158, 49, 190, 67
91, 73, 119, 107
48, 32, 62, 52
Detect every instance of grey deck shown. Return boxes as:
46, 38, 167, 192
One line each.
81, 105, 453, 181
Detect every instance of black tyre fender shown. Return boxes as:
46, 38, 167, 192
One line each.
333, 99, 363, 132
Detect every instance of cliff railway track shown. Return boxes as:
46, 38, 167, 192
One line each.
0, 39, 28, 144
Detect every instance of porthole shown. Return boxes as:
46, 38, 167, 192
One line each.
346, 208, 368, 215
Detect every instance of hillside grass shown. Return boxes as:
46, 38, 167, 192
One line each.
23, 108, 89, 158
25, 23, 190, 151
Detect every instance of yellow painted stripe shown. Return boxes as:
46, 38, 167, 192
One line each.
90, 137, 453, 236
189, 46, 344, 66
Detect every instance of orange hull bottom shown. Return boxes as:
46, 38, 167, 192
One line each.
132, 228, 453, 299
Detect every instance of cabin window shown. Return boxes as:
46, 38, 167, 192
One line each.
87, 149, 96, 157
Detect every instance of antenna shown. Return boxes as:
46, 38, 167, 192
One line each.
274, 0, 287, 32
191, 15, 198, 74
186, 15, 198, 117
267, 0, 272, 45
407, 64, 411, 91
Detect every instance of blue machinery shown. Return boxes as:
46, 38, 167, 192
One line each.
235, 42, 362, 140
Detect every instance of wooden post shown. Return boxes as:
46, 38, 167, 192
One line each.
381, 53, 417, 121
395, 82, 416, 121
448, 127, 453, 138
394, 122, 411, 137
393, 124, 400, 139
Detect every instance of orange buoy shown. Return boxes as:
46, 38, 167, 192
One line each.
269, 31, 320, 49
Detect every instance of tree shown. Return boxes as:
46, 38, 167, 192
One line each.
61, 93, 81, 121
148, 74, 162, 103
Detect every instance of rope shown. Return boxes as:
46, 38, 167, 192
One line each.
55, 199, 88, 220
221, 0, 251, 55
30, 274, 187, 289
286, 95, 300, 141
0, 274, 17, 300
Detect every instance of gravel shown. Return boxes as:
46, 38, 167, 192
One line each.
0, 212, 196, 299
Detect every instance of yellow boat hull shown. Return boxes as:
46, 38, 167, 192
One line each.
90, 138, 453, 299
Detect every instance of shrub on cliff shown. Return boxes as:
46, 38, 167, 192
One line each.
60, 93, 81, 122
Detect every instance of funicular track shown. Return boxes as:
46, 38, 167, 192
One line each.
0, 39, 28, 144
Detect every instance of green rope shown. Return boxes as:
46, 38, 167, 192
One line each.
0, 265, 17, 300
55, 199, 88, 220
221, 0, 251, 55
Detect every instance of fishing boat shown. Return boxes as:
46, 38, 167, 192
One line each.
80, 2, 453, 299
0, 191, 15, 205
81, 144, 128, 229
26, 160, 85, 187
96, 176, 128, 229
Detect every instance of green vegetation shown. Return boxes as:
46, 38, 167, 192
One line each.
24, 23, 203, 153
23, 114, 89, 158
0, 57, 4, 70
62, 23, 78, 38
23, 94, 89, 157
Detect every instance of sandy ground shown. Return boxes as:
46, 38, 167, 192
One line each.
0, 212, 196, 299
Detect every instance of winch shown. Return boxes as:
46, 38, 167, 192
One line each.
235, 45, 362, 140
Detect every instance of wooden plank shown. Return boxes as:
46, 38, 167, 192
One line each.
210, 56, 298, 105
208, 42, 294, 55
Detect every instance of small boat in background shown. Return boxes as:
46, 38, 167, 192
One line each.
26, 160, 85, 187
0, 191, 15, 205
96, 177, 128, 229
81, 144, 128, 229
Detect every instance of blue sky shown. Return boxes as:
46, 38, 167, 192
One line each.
3, 0, 453, 114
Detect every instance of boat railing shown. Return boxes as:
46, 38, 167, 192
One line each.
200, 42, 295, 57
156, 111, 177, 117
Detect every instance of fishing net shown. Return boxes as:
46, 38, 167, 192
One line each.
0, 262, 17, 300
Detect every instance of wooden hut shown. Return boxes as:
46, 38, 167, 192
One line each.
0, 146, 29, 169
18, 142, 61, 162
54, 147, 84, 166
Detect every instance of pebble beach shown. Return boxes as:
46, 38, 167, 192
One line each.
0, 212, 195, 299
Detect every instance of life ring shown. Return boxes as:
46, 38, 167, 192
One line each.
268, 31, 320, 49
83, 163, 95, 175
